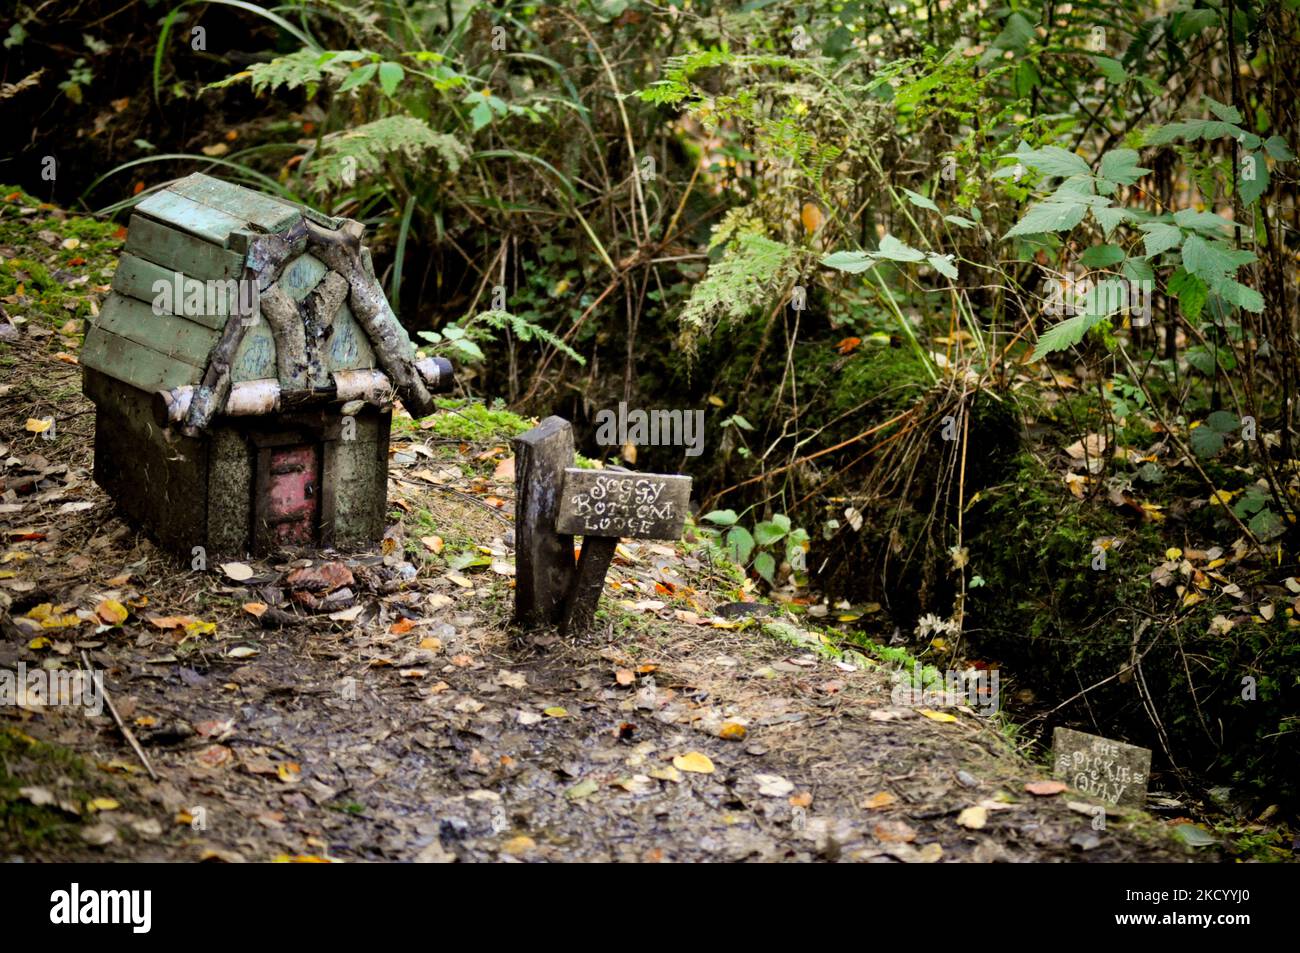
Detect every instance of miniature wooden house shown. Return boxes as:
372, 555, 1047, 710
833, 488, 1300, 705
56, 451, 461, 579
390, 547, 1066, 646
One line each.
82, 173, 453, 556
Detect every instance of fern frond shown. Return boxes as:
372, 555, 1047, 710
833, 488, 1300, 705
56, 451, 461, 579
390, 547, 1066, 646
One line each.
309, 116, 469, 193
475, 309, 586, 366
679, 231, 803, 356
208, 50, 349, 96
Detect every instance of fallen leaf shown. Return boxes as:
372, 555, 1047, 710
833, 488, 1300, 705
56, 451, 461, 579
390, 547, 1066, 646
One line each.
501, 835, 535, 855
1024, 780, 1068, 796
196, 745, 233, 769
285, 562, 353, 592
861, 791, 897, 810
957, 805, 987, 829
719, 721, 747, 741
918, 708, 959, 724
81, 823, 117, 846
497, 669, 526, 689
673, 752, 715, 774
242, 602, 267, 618
18, 786, 55, 806
873, 819, 917, 843
754, 773, 793, 796
221, 561, 254, 581
565, 778, 598, 801
95, 599, 128, 625
887, 842, 943, 863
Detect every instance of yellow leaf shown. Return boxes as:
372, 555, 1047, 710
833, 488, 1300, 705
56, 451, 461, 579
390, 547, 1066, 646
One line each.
501, 835, 536, 855
707, 395, 725, 408
957, 805, 987, 829
719, 722, 747, 741
917, 708, 958, 724
1165, 547, 1183, 560
277, 762, 301, 783
543, 706, 567, 718
1182, 592, 1205, 608
24, 417, 53, 433
87, 797, 120, 812
40, 610, 81, 629
861, 791, 897, 810
273, 854, 332, 863
672, 752, 715, 774
649, 765, 681, 782
95, 599, 128, 625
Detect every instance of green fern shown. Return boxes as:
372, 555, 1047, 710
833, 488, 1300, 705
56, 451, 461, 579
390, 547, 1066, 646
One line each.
309, 116, 468, 192
207, 49, 350, 97
473, 309, 586, 366
679, 228, 803, 356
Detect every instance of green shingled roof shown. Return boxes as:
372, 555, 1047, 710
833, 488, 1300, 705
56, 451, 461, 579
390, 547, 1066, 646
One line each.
83, 173, 405, 395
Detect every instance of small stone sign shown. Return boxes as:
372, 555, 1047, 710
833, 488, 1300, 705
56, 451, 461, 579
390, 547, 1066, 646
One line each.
1052, 727, 1151, 808
555, 468, 691, 539
512, 419, 692, 637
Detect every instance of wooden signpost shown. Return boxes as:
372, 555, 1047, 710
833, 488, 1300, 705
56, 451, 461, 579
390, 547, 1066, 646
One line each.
1052, 727, 1152, 808
513, 417, 692, 636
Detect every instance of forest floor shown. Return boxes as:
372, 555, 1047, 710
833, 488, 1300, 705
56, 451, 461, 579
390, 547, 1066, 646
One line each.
0, 189, 1209, 863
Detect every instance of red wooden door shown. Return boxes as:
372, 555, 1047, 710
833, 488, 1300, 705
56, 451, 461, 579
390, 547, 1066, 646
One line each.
262, 444, 319, 547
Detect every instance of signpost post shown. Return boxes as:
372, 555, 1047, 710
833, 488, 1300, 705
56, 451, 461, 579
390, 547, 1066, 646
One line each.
512, 418, 693, 636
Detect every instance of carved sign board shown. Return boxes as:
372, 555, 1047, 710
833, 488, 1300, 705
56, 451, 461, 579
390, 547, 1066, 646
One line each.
1052, 727, 1151, 808
555, 468, 692, 539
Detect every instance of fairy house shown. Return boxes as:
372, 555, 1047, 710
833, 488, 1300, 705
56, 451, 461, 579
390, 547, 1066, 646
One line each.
82, 173, 454, 556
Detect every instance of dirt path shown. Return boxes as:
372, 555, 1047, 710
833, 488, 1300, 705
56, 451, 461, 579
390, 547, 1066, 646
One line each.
0, 379, 1197, 864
